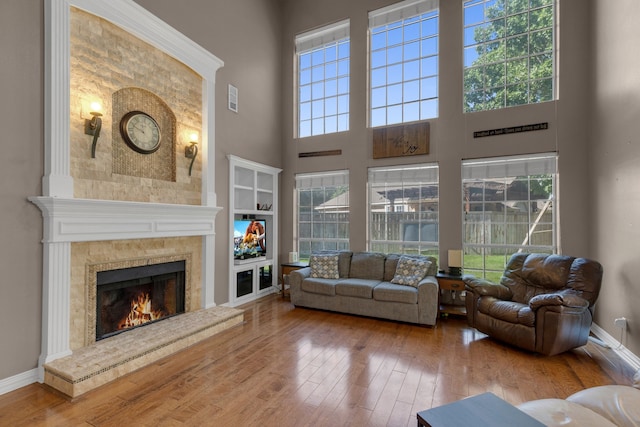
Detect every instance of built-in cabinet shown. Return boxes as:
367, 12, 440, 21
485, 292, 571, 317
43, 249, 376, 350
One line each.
228, 155, 281, 306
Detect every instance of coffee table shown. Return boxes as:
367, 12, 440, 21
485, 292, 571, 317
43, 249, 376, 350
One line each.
417, 392, 544, 427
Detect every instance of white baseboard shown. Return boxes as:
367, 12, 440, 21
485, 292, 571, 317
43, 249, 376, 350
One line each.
0, 368, 39, 396
591, 322, 640, 372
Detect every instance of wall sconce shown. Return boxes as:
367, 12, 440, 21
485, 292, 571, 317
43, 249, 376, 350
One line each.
84, 102, 103, 158
185, 133, 198, 176
448, 249, 463, 277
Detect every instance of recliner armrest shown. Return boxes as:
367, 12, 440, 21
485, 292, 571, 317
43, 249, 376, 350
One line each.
463, 276, 512, 300
529, 290, 589, 311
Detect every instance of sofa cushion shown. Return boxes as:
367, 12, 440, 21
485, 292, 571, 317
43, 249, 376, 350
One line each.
349, 252, 385, 280
335, 279, 380, 299
391, 255, 431, 287
520, 254, 574, 290
566, 385, 640, 427
518, 398, 617, 427
478, 297, 535, 326
384, 254, 438, 281
310, 254, 339, 279
316, 250, 352, 277
383, 254, 402, 282
373, 282, 418, 304
301, 277, 338, 296
336, 251, 353, 278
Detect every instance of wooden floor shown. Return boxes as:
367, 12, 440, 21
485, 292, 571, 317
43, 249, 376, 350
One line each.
0, 294, 634, 426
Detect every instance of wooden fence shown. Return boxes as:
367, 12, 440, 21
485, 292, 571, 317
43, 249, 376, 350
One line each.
302, 211, 553, 257
370, 211, 553, 252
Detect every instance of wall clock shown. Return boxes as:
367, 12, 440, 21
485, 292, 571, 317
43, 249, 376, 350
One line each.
119, 111, 162, 154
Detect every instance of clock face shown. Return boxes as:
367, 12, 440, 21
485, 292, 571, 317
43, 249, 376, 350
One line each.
120, 111, 161, 154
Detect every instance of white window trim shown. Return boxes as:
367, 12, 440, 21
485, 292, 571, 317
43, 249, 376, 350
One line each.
295, 19, 350, 53
462, 0, 557, 111
295, 170, 350, 257
368, 163, 439, 253
295, 20, 351, 139
368, 0, 440, 127
295, 169, 349, 189
462, 153, 557, 180
369, 0, 439, 27
461, 153, 558, 277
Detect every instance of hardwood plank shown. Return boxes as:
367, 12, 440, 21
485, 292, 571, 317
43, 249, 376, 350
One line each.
369, 369, 406, 426
0, 294, 633, 426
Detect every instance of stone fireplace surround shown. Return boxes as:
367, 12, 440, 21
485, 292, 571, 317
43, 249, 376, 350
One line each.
27, 0, 240, 397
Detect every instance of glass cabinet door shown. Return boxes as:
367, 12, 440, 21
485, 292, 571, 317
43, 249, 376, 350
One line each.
259, 265, 272, 291
236, 269, 253, 298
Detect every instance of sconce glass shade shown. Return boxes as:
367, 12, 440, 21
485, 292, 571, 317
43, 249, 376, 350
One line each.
89, 102, 102, 115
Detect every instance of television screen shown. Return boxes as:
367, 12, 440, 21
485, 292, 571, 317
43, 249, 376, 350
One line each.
233, 219, 266, 259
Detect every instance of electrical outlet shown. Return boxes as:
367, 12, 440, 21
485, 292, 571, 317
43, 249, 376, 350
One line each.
614, 317, 627, 329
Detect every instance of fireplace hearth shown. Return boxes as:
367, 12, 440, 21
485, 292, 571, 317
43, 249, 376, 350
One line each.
96, 261, 186, 341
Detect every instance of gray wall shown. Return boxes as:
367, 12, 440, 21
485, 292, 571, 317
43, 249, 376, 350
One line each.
1, 0, 639, 385
278, 0, 590, 260
591, 0, 640, 356
0, 0, 45, 380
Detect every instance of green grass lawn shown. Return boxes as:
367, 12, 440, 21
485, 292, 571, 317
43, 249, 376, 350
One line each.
463, 254, 509, 282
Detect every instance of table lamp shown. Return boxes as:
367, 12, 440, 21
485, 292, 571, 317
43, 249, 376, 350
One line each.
448, 249, 463, 276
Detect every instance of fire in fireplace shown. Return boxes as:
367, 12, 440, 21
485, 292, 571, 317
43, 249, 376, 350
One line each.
96, 261, 186, 340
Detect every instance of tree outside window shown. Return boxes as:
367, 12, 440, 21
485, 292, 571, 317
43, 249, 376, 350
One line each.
463, 0, 554, 112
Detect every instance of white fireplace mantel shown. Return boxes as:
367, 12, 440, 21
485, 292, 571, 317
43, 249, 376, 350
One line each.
29, 197, 221, 243
29, 197, 222, 368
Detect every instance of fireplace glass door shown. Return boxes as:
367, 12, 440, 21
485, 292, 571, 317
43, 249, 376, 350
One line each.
96, 261, 185, 340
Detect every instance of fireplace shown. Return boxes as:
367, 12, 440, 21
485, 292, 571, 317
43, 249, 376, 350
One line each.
96, 261, 186, 341
31, 0, 224, 389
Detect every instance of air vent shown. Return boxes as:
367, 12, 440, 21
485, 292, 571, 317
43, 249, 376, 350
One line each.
228, 84, 238, 113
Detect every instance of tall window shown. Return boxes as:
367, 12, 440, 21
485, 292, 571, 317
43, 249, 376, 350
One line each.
463, 0, 555, 112
296, 171, 350, 260
369, 0, 439, 127
296, 20, 350, 138
462, 154, 557, 281
369, 164, 439, 256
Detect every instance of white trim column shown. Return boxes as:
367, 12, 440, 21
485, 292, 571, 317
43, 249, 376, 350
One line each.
39, 241, 72, 370
44, 0, 73, 197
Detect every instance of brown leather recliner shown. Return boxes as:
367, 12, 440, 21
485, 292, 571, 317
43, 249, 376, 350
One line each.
464, 253, 603, 356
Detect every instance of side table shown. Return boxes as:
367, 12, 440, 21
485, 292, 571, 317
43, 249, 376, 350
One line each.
436, 273, 466, 316
280, 261, 308, 299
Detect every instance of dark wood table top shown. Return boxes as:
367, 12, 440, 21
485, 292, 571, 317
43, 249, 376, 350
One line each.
281, 261, 309, 268
417, 392, 544, 427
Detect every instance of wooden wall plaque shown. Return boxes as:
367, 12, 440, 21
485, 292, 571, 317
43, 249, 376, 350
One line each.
373, 122, 430, 159
298, 149, 342, 158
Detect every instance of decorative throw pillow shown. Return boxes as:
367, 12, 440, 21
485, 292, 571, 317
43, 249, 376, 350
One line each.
310, 254, 340, 279
391, 255, 432, 287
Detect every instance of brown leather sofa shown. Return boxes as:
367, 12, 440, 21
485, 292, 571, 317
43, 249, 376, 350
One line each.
464, 253, 603, 356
